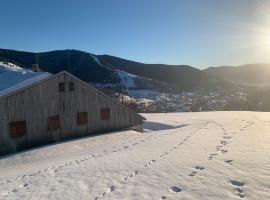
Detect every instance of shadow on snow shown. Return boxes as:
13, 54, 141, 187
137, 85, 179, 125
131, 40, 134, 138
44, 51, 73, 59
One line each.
143, 121, 186, 131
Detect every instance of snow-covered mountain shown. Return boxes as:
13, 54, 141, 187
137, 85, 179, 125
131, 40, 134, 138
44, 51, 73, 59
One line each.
0, 62, 51, 97
0, 112, 269, 199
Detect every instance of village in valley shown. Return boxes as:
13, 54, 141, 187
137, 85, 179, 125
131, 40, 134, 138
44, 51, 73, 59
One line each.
102, 88, 248, 113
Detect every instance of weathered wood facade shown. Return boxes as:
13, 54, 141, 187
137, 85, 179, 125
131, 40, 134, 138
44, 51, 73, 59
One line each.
0, 71, 144, 155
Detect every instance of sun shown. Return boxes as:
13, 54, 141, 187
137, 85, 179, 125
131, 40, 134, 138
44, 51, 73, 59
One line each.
265, 33, 270, 49
258, 31, 270, 50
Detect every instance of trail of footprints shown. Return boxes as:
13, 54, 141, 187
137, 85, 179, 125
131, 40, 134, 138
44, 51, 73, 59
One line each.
207, 120, 253, 199
94, 123, 209, 200
0, 123, 193, 198
0, 133, 150, 198
189, 165, 205, 177
2, 120, 252, 199
175, 120, 252, 199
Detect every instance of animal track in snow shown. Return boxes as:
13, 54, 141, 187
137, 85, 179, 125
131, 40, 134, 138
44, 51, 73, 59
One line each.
216, 145, 222, 151
220, 140, 228, 145
169, 185, 182, 193
189, 165, 204, 177
224, 160, 233, 165
94, 186, 115, 200
208, 153, 218, 160
221, 149, 228, 154
194, 166, 205, 170
189, 171, 197, 176
230, 179, 245, 187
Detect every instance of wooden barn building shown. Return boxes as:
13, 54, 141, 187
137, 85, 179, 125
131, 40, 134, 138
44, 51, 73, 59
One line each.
0, 71, 144, 155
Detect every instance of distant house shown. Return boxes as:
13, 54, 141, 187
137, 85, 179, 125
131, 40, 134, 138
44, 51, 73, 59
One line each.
0, 71, 144, 155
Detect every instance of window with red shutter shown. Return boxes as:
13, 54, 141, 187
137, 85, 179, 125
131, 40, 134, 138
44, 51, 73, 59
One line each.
10, 121, 27, 138
48, 116, 61, 130
101, 108, 110, 120
77, 112, 88, 125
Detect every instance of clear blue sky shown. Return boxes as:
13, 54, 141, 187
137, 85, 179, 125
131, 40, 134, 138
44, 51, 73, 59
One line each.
1, 0, 270, 68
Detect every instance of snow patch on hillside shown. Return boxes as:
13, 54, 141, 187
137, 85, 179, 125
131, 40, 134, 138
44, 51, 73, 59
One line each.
115, 70, 138, 89
90, 54, 112, 71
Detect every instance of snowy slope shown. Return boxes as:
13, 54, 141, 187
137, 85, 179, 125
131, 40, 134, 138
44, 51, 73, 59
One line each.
0, 112, 270, 199
90, 54, 156, 91
90, 54, 113, 71
0, 62, 51, 97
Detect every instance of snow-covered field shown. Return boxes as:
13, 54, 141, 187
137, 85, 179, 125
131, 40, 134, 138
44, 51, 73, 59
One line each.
0, 112, 270, 200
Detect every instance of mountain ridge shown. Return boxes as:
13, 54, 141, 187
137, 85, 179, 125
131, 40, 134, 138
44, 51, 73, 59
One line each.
0, 48, 234, 92
204, 63, 270, 86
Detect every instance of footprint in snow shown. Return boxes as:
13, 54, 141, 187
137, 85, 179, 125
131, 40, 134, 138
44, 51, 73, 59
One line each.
234, 187, 245, 198
19, 183, 28, 188
194, 166, 205, 170
216, 145, 222, 151
189, 171, 196, 176
224, 160, 233, 165
220, 140, 228, 145
221, 149, 228, 154
107, 186, 115, 192
230, 179, 245, 187
169, 185, 182, 193
230, 179, 245, 198
208, 153, 218, 160
160, 196, 167, 199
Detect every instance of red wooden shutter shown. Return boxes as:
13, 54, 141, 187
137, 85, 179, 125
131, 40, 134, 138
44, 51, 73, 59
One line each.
10, 121, 27, 138
48, 116, 61, 130
77, 112, 88, 125
9, 121, 27, 137
101, 108, 110, 120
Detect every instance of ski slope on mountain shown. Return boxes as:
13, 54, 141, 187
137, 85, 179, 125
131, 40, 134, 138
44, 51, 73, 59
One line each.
0, 112, 269, 200
0, 62, 51, 97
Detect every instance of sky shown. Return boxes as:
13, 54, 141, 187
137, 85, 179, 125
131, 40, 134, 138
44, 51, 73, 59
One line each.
1, 0, 270, 68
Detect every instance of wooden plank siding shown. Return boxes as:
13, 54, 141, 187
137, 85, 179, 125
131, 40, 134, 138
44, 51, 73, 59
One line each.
0, 71, 144, 155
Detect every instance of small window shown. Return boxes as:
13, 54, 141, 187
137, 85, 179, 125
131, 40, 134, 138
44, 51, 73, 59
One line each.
101, 108, 110, 120
77, 112, 88, 125
48, 116, 61, 130
10, 121, 27, 138
59, 82, 65, 92
69, 82, 75, 91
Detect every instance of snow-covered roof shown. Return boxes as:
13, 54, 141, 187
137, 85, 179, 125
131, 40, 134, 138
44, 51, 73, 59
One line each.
0, 62, 52, 97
